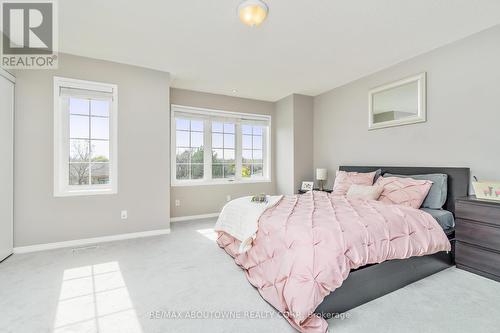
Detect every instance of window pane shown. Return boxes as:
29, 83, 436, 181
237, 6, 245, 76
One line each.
91, 140, 109, 161
224, 134, 235, 149
69, 163, 89, 185
70, 115, 89, 139
253, 149, 263, 162
190, 147, 204, 164
176, 131, 189, 147
70, 140, 89, 162
191, 120, 203, 132
191, 164, 204, 179
242, 125, 252, 135
224, 165, 235, 178
212, 164, 223, 179
224, 149, 235, 162
176, 118, 189, 131
212, 122, 223, 132
253, 126, 263, 135
252, 164, 263, 177
91, 100, 109, 117
242, 135, 252, 149
212, 133, 223, 148
69, 98, 89, 115
176, 164, 189, 180
253, 135, 263, 149
223, 123, 235, 134
242, 164, 251, 178
242, 149, 252, 162
212, 149, 223, 163
190, 132, 203, 148
91, 117, 109, 140
91, 163, 110, 184
176, 148, 190, 163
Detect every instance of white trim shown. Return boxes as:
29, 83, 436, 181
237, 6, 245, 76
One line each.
13, 229, 171, 254
368, 72, 426, 130
53, 76, 118, 197
172, 104, 271, 122
0, 68, 15, 83
171, 178, 272, 187
170, 213, 219, 222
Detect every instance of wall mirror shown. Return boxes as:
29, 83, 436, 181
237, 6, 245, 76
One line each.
368, 72, 426, 130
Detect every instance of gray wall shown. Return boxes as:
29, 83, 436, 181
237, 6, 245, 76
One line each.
314, 25, 500, 189
170, 88, 276, 217
275, 94, 314, 195
14, 54, 171, 247
293, 95, 314, 192
275, 95, 294, 194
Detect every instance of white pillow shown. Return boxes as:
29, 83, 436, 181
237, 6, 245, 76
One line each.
346, 184, 383, 200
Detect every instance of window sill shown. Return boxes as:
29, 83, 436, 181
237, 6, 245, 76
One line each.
171, 178, 272, 187
54, 188, 117, 197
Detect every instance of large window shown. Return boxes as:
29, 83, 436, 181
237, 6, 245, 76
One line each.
171, 105, 271, 186
54, 77, 118, 196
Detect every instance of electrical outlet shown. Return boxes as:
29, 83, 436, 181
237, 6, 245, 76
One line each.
175, 199, 181, 207
226, 195, 231, 202
121, 210, 128, 220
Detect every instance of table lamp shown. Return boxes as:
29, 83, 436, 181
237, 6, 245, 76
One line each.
316, 168, 328, 191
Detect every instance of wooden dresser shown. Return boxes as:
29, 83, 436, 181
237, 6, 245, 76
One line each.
455, 196, 500, 282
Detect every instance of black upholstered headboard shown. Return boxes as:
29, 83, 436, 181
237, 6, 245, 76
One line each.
339, 166, 470, 214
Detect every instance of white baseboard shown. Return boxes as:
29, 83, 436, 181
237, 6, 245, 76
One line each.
13, 228, 171, 254
170, 213, 219, 223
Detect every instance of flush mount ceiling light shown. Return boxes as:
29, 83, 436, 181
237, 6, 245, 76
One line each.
238, 0, 269, 27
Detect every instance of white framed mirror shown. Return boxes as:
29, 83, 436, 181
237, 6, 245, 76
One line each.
368, 72, 426, 130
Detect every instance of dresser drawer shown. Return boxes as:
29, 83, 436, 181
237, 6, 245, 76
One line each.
455, 242, 500, 277
455, 201, 500, 227
456, 219, 500, 252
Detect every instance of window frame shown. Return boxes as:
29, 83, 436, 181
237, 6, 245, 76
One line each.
171, 105, 272, 187
53, 76, 118, 197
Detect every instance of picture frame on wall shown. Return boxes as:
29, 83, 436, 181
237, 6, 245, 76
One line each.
301, 181, 314, 191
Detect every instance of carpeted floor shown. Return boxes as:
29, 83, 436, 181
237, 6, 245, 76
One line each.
1, 218, 499, 333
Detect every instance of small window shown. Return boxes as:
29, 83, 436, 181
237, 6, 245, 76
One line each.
175, 118, 204, 180
54, 77, 118, 196
212, 121, 236, 179
171, 105, 271, 186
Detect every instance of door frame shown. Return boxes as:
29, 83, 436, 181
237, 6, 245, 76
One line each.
0, 68, 15, 262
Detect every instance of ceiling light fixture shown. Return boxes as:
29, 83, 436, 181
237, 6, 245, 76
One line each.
238, 0, 268, 27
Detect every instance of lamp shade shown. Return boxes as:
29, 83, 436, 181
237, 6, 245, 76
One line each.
316, 168, 328, 181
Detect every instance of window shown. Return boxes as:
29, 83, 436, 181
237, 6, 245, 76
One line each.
171, 105, 271, 186
212, 121, 235, 179
175, 118, 204, 180
54, 77, 118, 196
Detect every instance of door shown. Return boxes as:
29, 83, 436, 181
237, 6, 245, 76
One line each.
0, 70, 14, 261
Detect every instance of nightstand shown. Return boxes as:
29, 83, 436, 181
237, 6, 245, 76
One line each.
455, 196, 500, 282
298, 189, 333, 194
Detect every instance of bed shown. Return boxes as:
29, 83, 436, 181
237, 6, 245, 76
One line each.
314, 166, 470, 316
216, 165, 470, 332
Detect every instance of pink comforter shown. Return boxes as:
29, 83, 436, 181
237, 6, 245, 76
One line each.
217, 191, 451, 332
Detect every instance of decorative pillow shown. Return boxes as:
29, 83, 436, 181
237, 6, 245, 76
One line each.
346, 184, 383, 200
384, 173, 447, 209
332, 171, 376, 196
376, 176, 433, 209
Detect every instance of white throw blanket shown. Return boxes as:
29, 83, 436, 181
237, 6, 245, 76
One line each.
214, 195, 283, 253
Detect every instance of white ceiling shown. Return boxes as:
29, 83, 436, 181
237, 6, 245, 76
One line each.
59, 0, 500, 101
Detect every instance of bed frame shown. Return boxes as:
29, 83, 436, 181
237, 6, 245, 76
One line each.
314, 166, 470, 316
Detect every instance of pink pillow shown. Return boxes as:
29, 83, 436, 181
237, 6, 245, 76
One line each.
376, 176, 433, 209
332, 171, 376, 196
